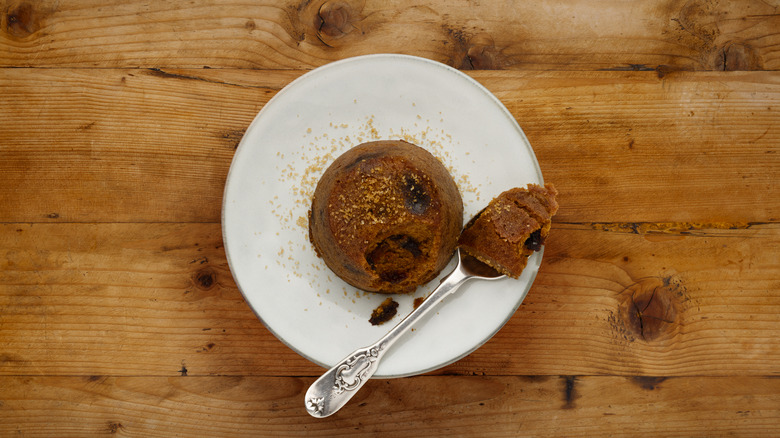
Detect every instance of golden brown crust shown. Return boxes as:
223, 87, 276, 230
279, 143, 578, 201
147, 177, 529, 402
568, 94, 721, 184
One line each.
309, 140, 463, 293
458, 184, 558, 278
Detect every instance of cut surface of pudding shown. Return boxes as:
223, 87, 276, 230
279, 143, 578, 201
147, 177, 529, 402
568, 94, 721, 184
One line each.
458, 184, 558, 278
309, 140, 463, 293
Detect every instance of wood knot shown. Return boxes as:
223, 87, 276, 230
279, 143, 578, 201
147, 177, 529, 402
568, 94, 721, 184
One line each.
715, 42, 763, 71
193, 267, 216, 290
4, 2, 42, 39
107, 421, 124, 434
619, 276, 680, 341
464, 33, 503, 70
311, 0, 363, 47
197, 342, 216, 353
318, 2, 350, 37
444, 29, 506, 70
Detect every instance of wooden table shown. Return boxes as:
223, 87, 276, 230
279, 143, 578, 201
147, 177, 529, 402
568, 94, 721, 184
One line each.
2, 1, 779, 436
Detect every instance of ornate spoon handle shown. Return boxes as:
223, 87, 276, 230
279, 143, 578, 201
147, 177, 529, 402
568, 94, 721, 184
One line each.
304, 260, 472, 418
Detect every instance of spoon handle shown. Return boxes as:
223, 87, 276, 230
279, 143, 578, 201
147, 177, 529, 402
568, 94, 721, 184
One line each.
305, 262, 471, 418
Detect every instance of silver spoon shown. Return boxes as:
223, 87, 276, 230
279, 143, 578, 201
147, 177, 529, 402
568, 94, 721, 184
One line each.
304, 248, 506, 417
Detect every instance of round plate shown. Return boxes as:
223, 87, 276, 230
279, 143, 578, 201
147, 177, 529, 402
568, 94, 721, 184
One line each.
222, 54, 544, 377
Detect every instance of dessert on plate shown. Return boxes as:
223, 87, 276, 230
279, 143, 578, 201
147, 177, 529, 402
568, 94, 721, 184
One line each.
309, 140, 463, 294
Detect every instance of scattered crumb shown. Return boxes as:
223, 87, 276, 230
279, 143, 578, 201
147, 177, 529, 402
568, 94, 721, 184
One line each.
369, 298, 399, 326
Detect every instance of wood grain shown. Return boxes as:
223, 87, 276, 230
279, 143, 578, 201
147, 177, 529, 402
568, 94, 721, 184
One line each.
2, 0, 779, 433
0, 68, 286, 223
1, 0, 779, 71
2, 222, 777, 377
1, 68, 778, 223
1, 375, 778, 437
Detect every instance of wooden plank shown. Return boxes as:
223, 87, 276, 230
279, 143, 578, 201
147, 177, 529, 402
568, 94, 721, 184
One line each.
1, 68, 778, 223
1, 375, 778, 437
1, 223, 777, 377
451, 222, 780, 377
0, 68, 289, 223
1, 0, 779, 71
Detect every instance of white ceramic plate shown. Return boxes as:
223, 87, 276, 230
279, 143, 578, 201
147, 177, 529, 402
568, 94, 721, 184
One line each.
222, 54, 544, 377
